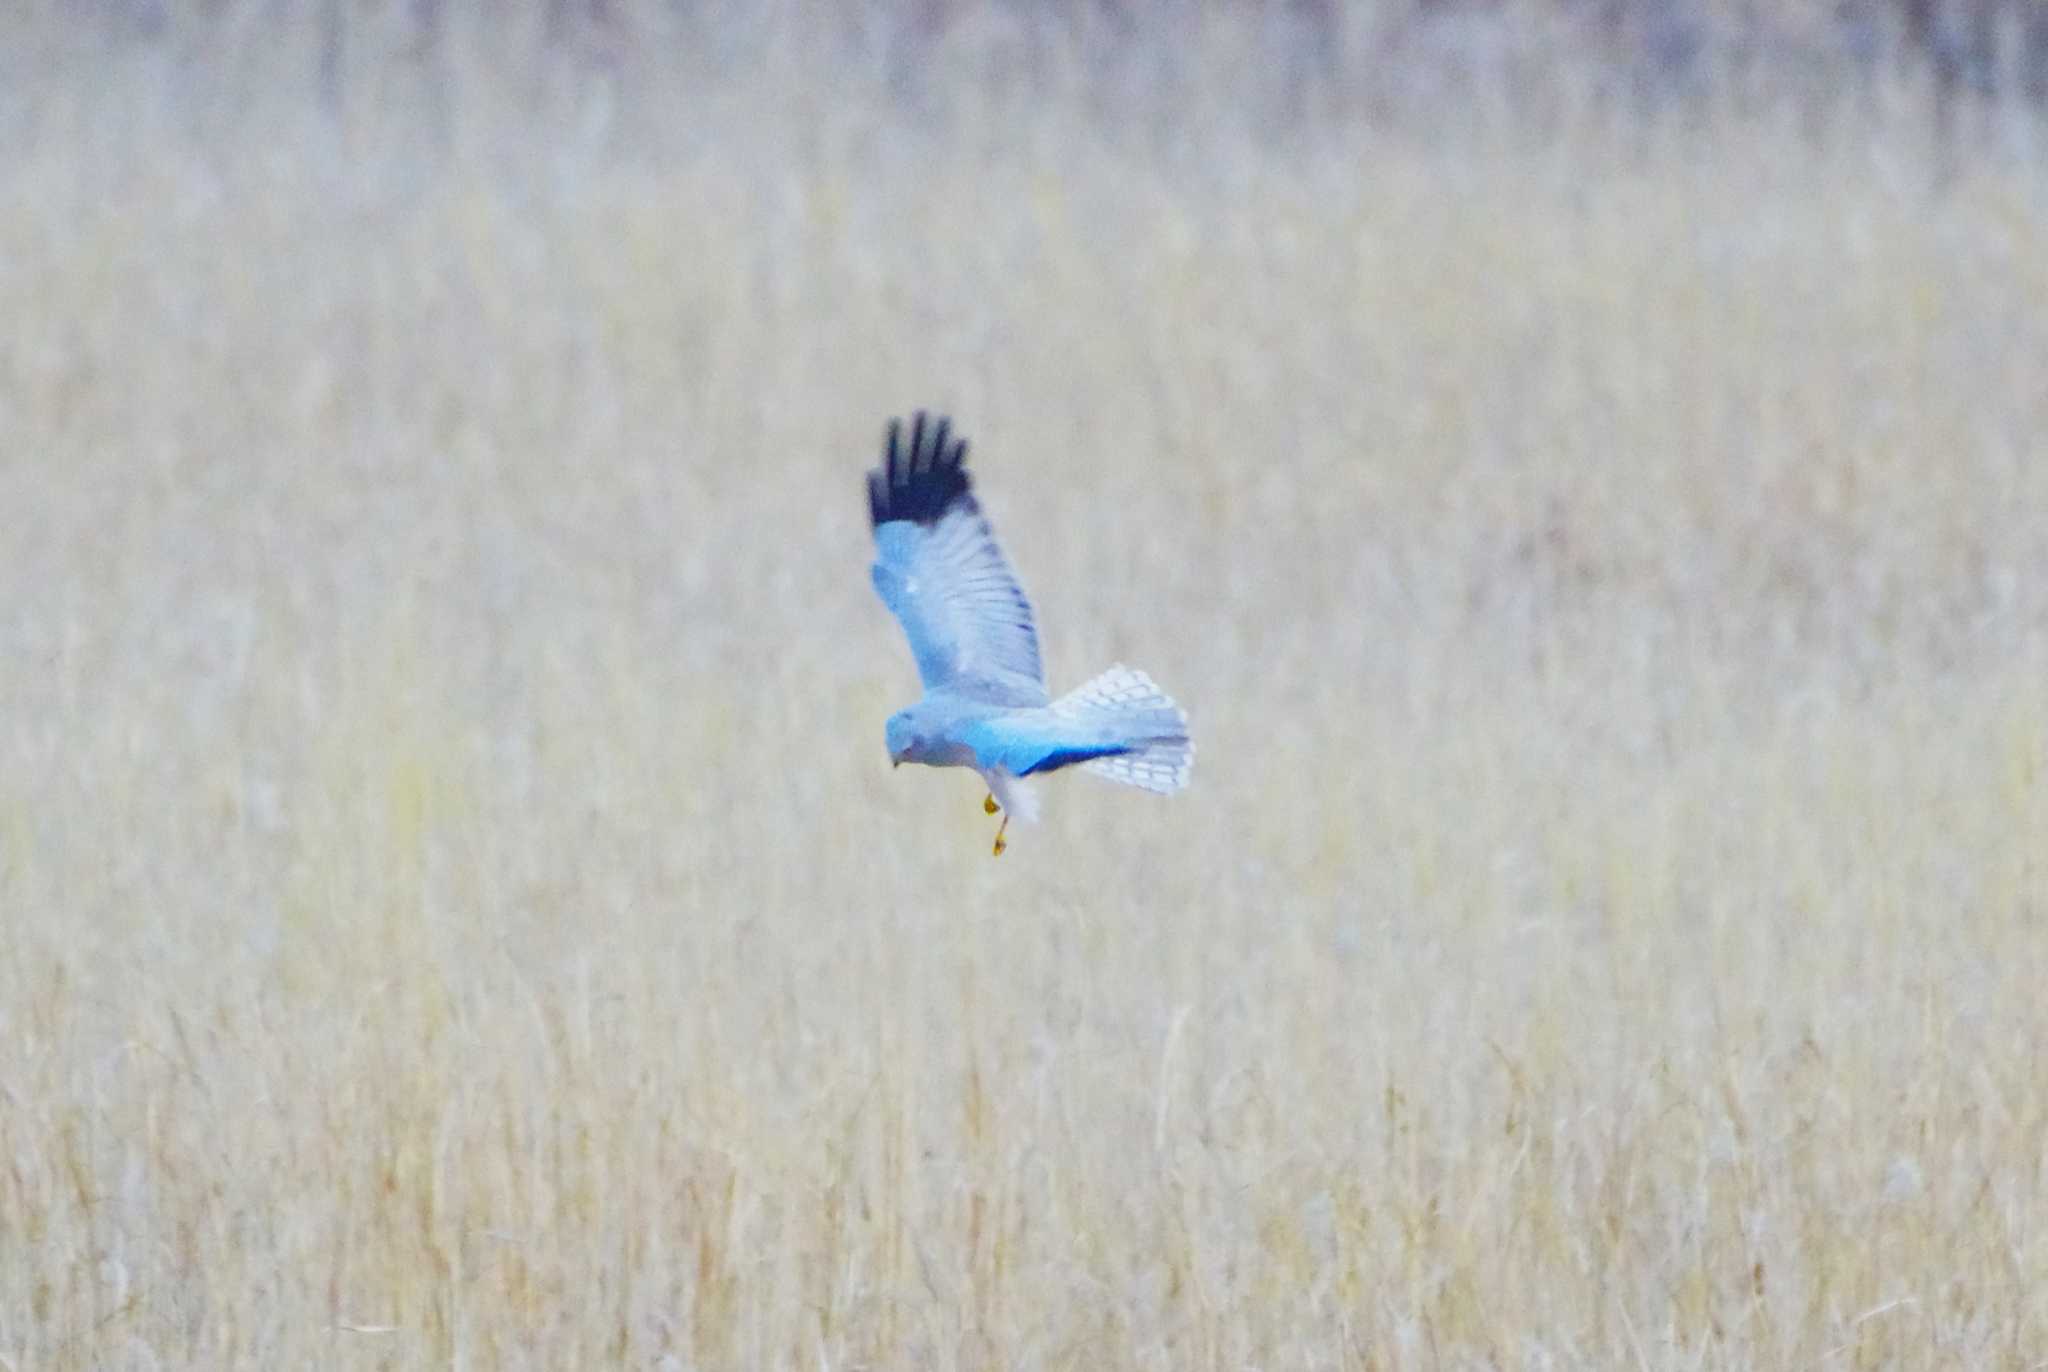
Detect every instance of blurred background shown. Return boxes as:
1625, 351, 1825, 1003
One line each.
3, 2, 2045, 1368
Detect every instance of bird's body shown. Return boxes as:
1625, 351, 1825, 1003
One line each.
868, 412, 1191, 853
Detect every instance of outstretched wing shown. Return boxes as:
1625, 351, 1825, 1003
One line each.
867, 412, 1048, 706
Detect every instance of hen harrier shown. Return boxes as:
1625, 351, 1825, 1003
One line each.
868, 412, 1192, 855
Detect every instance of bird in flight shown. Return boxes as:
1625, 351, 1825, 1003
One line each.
868, 411, 1192, 855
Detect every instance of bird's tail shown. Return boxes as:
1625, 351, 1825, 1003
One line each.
1050, 665, 1193, 795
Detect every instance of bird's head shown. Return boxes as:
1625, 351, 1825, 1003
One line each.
885, 710, 918, 768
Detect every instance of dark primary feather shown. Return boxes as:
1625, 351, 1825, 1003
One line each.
868, 411, 971, 529
1018, 742, 1132, 776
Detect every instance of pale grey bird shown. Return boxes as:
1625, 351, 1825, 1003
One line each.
868, 412, 1192, 855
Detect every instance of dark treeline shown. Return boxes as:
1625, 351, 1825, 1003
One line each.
61, 0, 2048, 129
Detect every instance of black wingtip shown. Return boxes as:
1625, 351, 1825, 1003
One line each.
867, 410, 971, 529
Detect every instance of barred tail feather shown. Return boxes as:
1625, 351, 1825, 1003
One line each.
1052, 665, 1194, 795
1083, 744, 1192, 794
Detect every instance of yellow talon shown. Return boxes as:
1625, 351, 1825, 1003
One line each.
983, 793, 999, 815
992, 812, 1010, 856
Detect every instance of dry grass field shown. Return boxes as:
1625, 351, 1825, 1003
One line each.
3, 5, 2047, 1368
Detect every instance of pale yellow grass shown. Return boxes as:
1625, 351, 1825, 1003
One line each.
3, 14, 2047, 1370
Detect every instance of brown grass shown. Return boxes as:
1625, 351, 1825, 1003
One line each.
3, 7, 2046, 1368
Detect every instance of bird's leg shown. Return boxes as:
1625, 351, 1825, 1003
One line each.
983, 792, 999, 815
991, 811, 1010, 857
